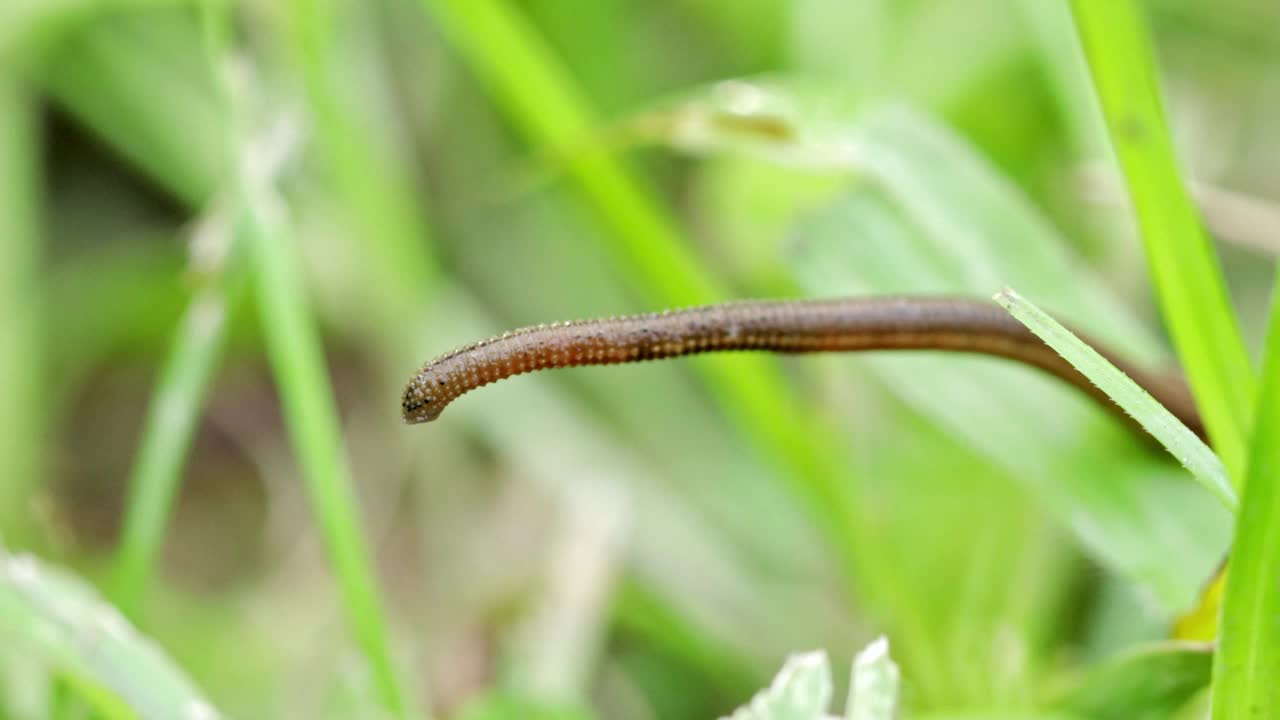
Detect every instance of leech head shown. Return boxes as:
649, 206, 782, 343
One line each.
402, 374, 443, 424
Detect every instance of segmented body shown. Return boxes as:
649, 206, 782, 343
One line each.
402, 296, 1202, 440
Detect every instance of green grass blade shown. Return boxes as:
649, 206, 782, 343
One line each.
106, 0, 239, 623
1068, 0, 1254, 481
994, 288, 1236, 513
108, 223, 248, 618
0, 550, 221, 719
0, 75, 43, 547
1210, 275, 1280, 715
422, 0, 870, 598
243, 194, 415, 719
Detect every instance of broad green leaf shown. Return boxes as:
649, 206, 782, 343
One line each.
1050, 641, 1211, 719
724, 651, 832, 720
0, 550, 220, 719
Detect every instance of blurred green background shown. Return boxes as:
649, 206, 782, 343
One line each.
1, 0, 1277, 717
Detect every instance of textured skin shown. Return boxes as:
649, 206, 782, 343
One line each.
402, 296, 1203, 440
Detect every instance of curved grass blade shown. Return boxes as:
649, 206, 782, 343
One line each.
994, 288, 1236, 513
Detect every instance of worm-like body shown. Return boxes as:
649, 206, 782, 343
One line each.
402, 296, 1202, 440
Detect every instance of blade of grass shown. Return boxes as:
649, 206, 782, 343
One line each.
1068, 0, 1254, 481
994, 287, 1236, 513
421, 0, 870, 600
242, 182, 416, 719
0, 75, 42, 548
1210, 274, 1280, 715
108, 0, 241, 620
108, 222, 249, 618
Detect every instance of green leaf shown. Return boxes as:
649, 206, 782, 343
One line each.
1068, 0, 1254, 481
1211, 274, 1280, 715
993, 288, 1236, 513
846, 637, 899, 720
0, 550, 220, 719
1050, 641, 1211, 719
725, 651, 832, 720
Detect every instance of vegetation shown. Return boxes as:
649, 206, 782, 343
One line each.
1, 0, 1276, 717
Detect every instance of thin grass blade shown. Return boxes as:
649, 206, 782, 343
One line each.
109, 217, 248, 617
1068, 0, 1254, 481
994, 288, 1235, 513
1210, 274, 1280, 715
242, 191, 416, 718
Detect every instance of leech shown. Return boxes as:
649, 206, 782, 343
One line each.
402, 296, 1203, 442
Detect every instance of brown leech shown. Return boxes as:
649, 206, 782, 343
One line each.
402, 296, 1203, 442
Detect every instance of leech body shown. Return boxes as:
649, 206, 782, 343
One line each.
402, 296, 1203, 441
